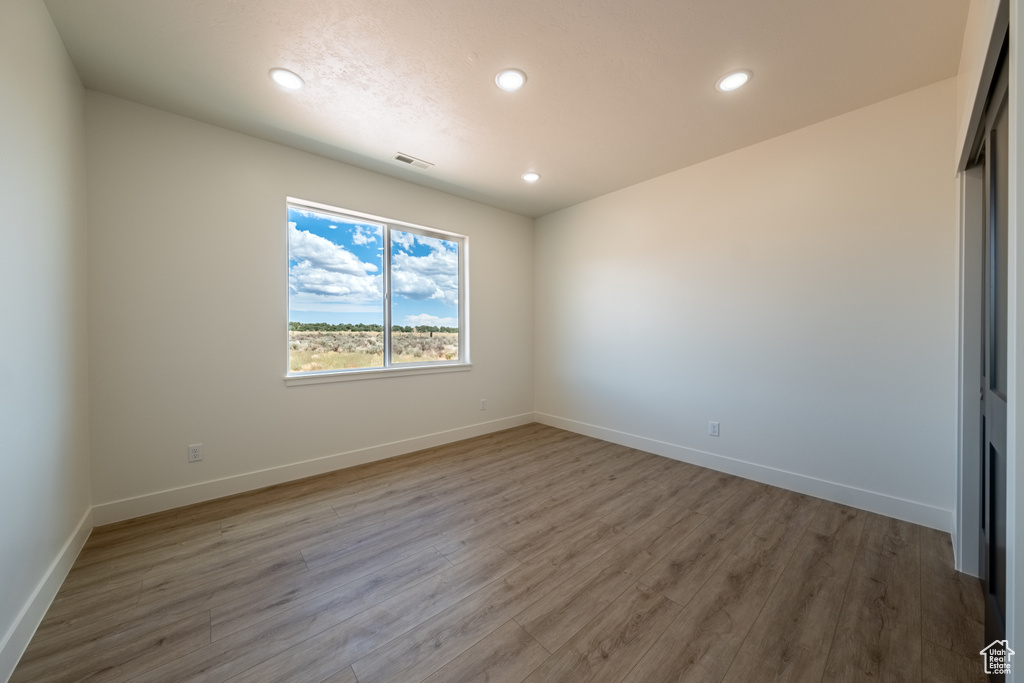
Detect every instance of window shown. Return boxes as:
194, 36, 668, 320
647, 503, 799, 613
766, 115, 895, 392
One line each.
286, 198, 467, 380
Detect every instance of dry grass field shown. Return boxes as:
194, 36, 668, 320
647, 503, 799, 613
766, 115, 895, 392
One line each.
289, 330, 459, 371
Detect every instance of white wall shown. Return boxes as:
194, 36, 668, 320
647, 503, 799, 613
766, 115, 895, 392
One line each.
535, 79, 960, 530
84, 92, 535, 521
0, 0, 93, 678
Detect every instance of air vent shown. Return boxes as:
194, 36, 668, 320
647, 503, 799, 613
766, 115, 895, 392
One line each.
393, 153, 434, 170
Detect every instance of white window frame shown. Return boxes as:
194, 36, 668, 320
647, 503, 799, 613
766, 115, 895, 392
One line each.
285, 197, 469, 385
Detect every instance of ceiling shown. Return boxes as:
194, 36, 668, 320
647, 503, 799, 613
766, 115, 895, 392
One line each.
44, 0, 970, 218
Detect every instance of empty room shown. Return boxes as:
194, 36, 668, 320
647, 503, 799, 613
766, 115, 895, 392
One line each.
2, 0, 1021, 681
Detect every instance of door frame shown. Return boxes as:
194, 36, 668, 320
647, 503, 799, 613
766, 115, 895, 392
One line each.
959, 164, 984, 578
957, 2, 1009, 578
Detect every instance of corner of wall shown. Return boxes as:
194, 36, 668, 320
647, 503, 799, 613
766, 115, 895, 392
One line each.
0, 508, 93, 682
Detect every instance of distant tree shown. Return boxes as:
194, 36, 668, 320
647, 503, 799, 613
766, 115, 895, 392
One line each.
288, 321, 384, 332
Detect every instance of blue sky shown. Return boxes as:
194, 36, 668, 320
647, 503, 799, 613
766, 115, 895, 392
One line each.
288, 207, 459, 327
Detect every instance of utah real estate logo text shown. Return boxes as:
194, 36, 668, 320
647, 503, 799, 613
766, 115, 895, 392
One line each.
980, 640, 1015, 676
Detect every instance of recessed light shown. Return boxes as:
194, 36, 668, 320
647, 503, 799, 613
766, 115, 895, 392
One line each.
270, 68, 304, 90
522, 172, 540, 183
496, 69, 527, 92
716, 70, 751, 92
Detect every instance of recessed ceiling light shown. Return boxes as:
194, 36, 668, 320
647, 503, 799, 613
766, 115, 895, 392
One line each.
270, 68, 304, 90
716, 70, 751, 92
496, 69, 527, 92
522, 172, 540, 183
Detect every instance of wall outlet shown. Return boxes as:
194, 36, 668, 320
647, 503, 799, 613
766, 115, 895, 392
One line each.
708, 422, 720, 437
479, 398, 487, 411
187, 443, 203, 462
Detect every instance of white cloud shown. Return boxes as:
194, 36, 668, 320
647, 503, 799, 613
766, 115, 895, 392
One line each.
290, 223, 379, 275
391, 241, 459, 306
289, 300, 382, 314
404, 313, 458, 327
351, 225, 378, 245
412, 233, 448, 252
391, 230, 415, 251
288, 261, 382, 302
288, 223, 459, 312
289, 224, 382, 304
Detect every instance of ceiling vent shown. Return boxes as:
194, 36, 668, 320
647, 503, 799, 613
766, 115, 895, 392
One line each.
394, 152, 434, 170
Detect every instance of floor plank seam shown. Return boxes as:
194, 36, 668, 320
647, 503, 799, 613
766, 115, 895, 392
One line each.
820, 510, 869, 683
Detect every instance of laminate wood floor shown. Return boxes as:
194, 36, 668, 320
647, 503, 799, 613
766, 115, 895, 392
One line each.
14, 424, 987, 682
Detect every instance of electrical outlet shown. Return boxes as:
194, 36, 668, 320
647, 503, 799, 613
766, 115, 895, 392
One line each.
479, 398, 487, 411
708, 422, 720, 437
187, 443, 203, 463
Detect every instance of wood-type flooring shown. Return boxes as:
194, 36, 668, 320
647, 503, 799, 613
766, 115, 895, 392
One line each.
13, 424, 987, 682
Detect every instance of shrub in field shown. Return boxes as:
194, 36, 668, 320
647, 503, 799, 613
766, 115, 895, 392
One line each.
391, 332, 459, 363
288, 330, 458, 370
289, 330, 384, 371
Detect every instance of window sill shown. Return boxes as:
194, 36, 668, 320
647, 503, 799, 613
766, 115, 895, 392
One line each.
285, 362, 472, 386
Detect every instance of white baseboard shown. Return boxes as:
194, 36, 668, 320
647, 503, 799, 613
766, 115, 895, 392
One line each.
92, 414, 536, 526
0, 507, 93, 682
535, 412, 954, 532
951, 517, 962, 572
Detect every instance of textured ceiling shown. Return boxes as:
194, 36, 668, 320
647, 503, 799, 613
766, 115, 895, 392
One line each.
44, 0, 970, 218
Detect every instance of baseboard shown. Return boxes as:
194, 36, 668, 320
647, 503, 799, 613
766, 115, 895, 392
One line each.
0, 507, 93, 682
951, 518, 961, 572
92, 413, 536, 526
535, 412, 954, 532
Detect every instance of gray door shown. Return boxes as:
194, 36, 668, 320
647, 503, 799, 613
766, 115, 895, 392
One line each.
979, 59, 1008, 667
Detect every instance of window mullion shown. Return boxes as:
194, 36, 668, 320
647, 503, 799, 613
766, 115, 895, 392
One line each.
383, 227, 392, 368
